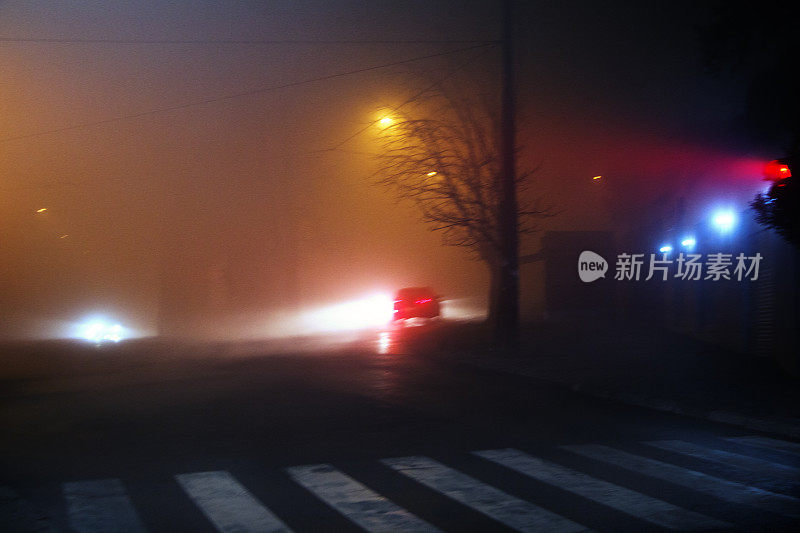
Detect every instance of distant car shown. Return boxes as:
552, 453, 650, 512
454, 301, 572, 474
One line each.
393, 287, 441, 321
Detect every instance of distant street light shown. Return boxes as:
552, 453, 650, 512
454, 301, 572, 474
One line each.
659, 244, 673, 253
711, 209, 737, 233
36, 208, 47, 213
680, 237, 696, 248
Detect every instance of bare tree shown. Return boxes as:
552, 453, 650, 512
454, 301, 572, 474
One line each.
373, 84, 552, 325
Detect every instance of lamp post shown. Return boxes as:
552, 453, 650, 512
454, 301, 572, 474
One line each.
495, 0, 520, 349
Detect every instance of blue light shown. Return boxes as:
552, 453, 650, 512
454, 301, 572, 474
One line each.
711, 209, 737, 233
659, 244, 673, 253
680, 237, 696, 248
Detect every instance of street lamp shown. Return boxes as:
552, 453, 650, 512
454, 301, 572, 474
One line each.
711, 209, 736, 234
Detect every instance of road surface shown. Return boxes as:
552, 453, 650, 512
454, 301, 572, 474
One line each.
2, 323, 799, 531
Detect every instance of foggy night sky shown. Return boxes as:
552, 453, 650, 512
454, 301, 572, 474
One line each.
0, 1, 776, 339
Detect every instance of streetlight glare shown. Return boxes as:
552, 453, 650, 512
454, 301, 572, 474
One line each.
659, 244, 673, 253
36, 208, 47, 213
426, 171, 438, 177
681, 237, 696, 248
711, 209, 736, 233
378, 116, 394, 128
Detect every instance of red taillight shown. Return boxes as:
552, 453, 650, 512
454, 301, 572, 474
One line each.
415, 298, 432, 304
765, 160, 791, 181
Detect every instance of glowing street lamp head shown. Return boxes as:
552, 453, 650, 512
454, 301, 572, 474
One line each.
711, 209, 737, 233
658, 244, 673, 253
680, 237, 696, 248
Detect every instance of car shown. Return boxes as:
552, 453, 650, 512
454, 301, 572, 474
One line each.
393, 287, 441, 321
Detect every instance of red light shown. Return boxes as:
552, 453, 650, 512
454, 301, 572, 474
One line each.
414, 298, 432, 304
764, 160, 791, 181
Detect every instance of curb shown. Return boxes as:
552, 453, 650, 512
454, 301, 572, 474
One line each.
461, 358, 800, 440
569, 382, 800, 440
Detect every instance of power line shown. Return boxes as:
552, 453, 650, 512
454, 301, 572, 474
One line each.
0, 43, 494, 143
0, 37, 498, 45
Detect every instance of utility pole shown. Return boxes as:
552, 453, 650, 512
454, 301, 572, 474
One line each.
495, 0, 520, 349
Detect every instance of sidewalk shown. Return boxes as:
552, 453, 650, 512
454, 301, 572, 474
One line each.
457, 316, 800, 439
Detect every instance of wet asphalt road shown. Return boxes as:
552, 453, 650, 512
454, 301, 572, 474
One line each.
2, 322, 799, 531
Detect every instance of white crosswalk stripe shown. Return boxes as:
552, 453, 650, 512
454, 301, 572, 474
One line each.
382, 456, 588, 533
25, 437, 800, 531
646, 440, 800, 477
286, 463, 439, 533
63, 478, 146, 533
175, 470, 292, 533
474, 448, 729, 530
564, 444, 800, 518
724, 436, 800, 456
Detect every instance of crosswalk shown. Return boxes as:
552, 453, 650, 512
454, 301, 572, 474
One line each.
7, 435, 799, 532
564, 443, 800, 519
176, 471, 291, 533
383, 456, 587, 532
474, 448, 728, 530
286, 464, 439, 532
62, 479, 146, 533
